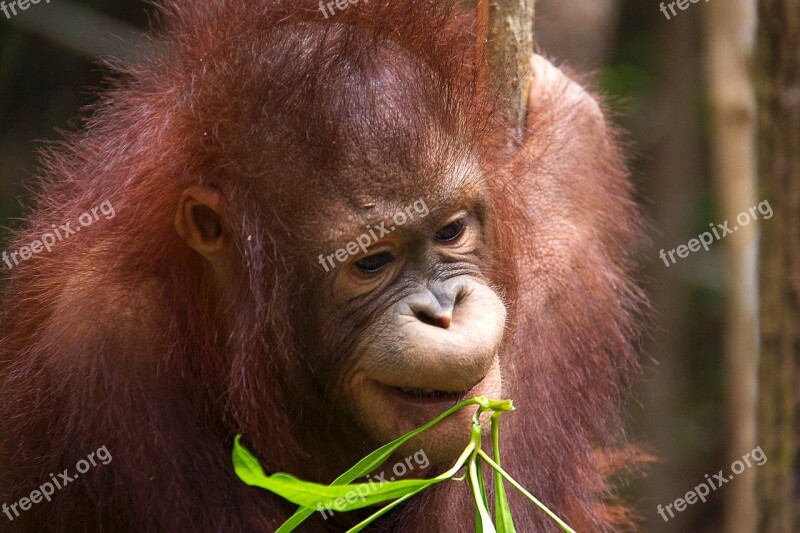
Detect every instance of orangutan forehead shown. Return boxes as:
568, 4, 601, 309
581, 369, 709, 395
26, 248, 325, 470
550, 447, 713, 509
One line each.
291, 34, 470, 171
198, 21, 474, 185
304, 149, 487, 247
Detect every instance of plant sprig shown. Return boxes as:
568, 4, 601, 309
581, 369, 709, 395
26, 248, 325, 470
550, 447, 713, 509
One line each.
232, 397, 576, 532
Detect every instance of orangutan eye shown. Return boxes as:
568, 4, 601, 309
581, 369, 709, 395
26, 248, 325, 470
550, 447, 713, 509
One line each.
435, 220, 465, 243
356, 252, 395, 273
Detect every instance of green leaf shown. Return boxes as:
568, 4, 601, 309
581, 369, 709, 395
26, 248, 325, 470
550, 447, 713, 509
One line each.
478, 450, 576, 533
491, 413, 516, 533
468, 462, 483, 533
474, 456, 491, 533
476, 456, 489, 512
232, 435, 267, 484
343, 441, 478, 533
271, 396, 487, 532
469, 455, 496, 533
235, 437, 444, 510
233, 398, 527, 533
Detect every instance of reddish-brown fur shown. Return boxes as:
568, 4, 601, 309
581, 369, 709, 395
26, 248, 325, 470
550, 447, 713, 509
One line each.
0, 1, 647, 531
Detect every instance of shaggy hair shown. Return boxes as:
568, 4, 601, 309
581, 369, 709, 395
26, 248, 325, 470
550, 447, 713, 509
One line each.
0, 1, 647, 531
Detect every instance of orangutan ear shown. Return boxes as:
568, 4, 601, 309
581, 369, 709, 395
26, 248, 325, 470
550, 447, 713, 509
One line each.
175, 185, 229, 261
529, 54, 605, 131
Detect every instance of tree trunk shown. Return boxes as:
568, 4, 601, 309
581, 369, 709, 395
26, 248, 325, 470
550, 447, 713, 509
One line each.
472, 0, 535, 138
757, 0, 800, 531
704, 1, 760, 532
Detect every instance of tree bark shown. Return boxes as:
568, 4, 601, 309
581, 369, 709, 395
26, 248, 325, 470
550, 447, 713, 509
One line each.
757, 0, 800, 531
704, 1, 760, 532
473, 0, 535, 138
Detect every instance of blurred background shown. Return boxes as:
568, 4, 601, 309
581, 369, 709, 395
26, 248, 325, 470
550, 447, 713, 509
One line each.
0, 1, 796, 532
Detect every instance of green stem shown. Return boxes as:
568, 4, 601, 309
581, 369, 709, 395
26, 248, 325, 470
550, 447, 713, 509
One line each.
491, 412, 516, 533
278, 397, 490, 532
346, 441, 477, 533
469, 453, 496, 533
477, 450, 577, 533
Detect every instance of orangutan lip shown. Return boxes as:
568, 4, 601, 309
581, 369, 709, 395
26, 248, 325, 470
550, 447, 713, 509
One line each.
372, 378, 486, 405
377, 384, 469, 407
393, 387, 463, 400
